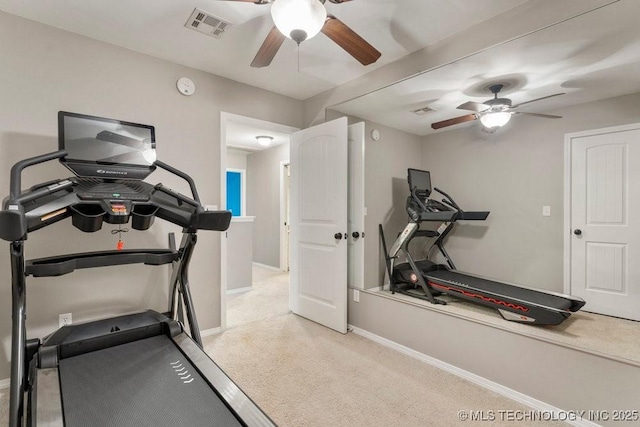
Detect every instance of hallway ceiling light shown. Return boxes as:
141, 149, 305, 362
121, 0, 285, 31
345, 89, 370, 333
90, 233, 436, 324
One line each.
256, 135, 274, 147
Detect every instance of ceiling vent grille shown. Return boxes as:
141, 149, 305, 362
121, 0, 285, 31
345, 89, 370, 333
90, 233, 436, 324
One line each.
185, 8, 232, 39
411, 106, 436, 115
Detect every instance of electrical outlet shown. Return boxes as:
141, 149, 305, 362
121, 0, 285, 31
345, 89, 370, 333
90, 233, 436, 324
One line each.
59, 313, 72, 328
542, 205, 551, 217
353, 289, 360, 303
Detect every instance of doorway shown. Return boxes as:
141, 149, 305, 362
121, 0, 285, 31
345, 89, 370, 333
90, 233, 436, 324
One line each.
565, 122, 640, 321
280, 163, 291, 272
220, 112, 299, 330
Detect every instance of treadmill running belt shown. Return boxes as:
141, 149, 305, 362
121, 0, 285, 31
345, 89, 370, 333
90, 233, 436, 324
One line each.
59, 335, 242, 427
425, 270, 574, 311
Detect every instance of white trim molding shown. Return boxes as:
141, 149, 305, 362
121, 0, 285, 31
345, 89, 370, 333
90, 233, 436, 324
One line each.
226, 286, 253, 295
252, 262, 281, 272
200, 327, 222, 338
0, 377, 10, 390
231, 216, 255, 223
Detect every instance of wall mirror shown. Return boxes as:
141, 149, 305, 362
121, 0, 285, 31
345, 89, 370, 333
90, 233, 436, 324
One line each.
328, 0, 640, 365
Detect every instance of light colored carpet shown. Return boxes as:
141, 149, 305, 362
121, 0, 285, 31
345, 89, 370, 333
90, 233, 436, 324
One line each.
0, 266, 567, 426
227, 266, 290, 329
207, 265, 564, 426
0, 389, 7, 426
204, 314, 565, 427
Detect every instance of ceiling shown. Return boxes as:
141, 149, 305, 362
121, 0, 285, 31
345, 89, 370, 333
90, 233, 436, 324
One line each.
331, 0, 640, 135
2, 0, 635, 139
0, 0, 527, 100
226, 120, 291, 152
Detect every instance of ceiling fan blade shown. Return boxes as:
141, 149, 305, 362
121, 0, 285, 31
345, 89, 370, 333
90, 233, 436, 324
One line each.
457, 101, 490, 113
431, 114, 477, 130
511, 93, 565, 109
514, 112, 562, 119
321, 15, 381, 66
251, 26, 285, 68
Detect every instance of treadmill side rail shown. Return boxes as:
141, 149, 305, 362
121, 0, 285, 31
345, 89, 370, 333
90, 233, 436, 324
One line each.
34, 368, 64, 427
173, 334, 276, 427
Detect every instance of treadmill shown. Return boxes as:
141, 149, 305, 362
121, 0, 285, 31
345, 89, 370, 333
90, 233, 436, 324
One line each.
380, 168, 585, 326
0, 112, 275, 426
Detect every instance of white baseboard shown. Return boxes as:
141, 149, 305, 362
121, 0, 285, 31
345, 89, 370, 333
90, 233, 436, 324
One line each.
252, 262, 281, 272
200, 327, 222, 338
349, 325, 601, 427
226, 286, 252, 295
0, 377, 9, 389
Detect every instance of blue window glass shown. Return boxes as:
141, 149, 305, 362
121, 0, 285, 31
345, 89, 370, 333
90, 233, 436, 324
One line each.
226, 171, 242, 216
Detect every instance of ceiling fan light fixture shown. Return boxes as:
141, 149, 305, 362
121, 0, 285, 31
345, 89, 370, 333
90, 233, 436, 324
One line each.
480, 111, 512, 129
256, 135, 274, 146
271, 0, 327, 43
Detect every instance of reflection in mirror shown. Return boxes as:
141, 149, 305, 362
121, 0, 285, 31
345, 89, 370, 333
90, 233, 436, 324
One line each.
329, 0, 640, 364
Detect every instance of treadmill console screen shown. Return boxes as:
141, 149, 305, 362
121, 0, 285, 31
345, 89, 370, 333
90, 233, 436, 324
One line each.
408, 168, 431, 197
59, 111, 156, 180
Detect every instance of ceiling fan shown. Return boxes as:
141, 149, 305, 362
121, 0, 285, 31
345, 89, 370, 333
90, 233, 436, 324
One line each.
431, 84, 565, 130
223, 0, 381, 68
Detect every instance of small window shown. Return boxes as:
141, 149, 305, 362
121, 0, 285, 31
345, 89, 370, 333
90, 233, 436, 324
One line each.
226, 169, 245, 216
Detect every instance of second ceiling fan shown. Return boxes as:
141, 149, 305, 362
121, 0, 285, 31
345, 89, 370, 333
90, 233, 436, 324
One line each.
225, 0, 381, 67
431, 84, 564, 130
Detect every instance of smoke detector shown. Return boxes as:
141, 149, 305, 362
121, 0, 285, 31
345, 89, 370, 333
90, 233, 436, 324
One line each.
185, 8, 233, 39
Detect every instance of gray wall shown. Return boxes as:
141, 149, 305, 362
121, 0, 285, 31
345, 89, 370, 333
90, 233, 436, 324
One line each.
246, 142, 290, 268
0, 11, 303, 380
348, 289, 640, 426
226, 219, 254, 291
226, 149, 248, 172
360, 123, 423, 289
420, 92, 640, 292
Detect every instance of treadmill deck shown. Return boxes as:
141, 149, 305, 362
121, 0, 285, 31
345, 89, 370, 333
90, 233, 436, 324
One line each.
59, 335, 242, 427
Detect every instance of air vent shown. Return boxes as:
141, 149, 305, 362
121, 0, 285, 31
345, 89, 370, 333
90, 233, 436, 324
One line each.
185, 8, 232, 39
411, 106, 436, 115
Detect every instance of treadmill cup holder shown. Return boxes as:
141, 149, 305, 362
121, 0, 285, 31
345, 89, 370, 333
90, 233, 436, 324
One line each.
131, 205, 158, 231
70, 204, 105, 232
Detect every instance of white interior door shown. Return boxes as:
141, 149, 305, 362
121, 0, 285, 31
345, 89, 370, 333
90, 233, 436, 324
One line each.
348, 122, 365, 289
569, 124, 640, 321
290, 117, 348, 333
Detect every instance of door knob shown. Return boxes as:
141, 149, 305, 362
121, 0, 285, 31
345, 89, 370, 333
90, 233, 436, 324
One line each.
334, 233, 343, 240
574, 229, 582, 236
352, 231, 360, 239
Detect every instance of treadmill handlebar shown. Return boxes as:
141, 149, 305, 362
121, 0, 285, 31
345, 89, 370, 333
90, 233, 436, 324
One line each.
154, 160, 201, 204
411, 186, 430, 214
154, 184, 201, 209
433, 187, 461, 211
407, 184, 489, 223
8, 150, 68, 205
